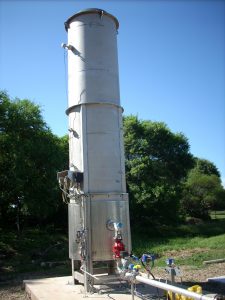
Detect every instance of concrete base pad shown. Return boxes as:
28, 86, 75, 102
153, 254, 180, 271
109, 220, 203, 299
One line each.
24, 276, 161, 300
208, 276, 225, 284
24, 276, 217, 300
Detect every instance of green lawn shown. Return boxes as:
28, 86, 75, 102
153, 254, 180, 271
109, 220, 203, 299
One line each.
133, 233, 225, 267
1, 219, 225, 280
132, 219, 225, 267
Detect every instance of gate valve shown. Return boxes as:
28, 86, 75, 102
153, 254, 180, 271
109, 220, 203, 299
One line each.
113, 239, 125, 258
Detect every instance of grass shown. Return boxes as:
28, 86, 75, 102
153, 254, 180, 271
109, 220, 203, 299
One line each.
132, 219, 225, 267
133, 234, 225, 267
0, 217, 225, 280
0, 227, 70, 280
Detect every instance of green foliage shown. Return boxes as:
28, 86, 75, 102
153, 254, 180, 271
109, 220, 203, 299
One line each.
132, 220, 225, 266
123, 115, 194, 227
181, 167, 225, 220
0, 228, 70, 278
194, 158, 220, 177
0, 91, 69, 230
210, 210, 225, 219
1, 90, 223, 232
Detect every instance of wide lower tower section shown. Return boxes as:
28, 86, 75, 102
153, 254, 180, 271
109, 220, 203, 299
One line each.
58, 8, 131, 291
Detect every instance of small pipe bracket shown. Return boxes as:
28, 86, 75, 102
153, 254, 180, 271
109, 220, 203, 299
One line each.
61, 43, 75, 51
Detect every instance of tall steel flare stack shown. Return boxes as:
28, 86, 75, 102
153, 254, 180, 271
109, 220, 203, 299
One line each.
58, 8, 131, 292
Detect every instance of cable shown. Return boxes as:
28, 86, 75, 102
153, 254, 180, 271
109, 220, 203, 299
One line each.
107, 294, 116, 300
141, 261, 160, 300
63, 49, 68, 102
141, 261, 155, 280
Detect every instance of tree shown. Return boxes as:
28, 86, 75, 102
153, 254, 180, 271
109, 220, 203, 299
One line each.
194, 158, 220, 177
181, 157, 225, 219
123, 115, 194, 227
181, 170, 225, 220
0, 91, 69, 231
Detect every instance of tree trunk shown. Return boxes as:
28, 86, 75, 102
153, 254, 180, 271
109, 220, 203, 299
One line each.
16, 197, 21, 235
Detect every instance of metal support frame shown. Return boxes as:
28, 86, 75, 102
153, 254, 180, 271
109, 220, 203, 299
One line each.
82, 195, 93, 292
170, 268, 176, 300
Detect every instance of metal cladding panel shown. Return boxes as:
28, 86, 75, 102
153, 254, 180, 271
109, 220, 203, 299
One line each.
68, 203, 83, 260
69, 103, 126, 193
86, 104, 126, 193
90, 194, 131, 261
67, 12, 120, 107
68, 195, 131, 261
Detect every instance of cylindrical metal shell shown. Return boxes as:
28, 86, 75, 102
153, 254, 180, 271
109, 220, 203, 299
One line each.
67, 10, 120, 107
65, 9, 131, 262
66, 9, 126, 194
68, 104, 126, 193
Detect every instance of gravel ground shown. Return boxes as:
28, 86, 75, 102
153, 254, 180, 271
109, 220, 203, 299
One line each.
0, 264, 225, 299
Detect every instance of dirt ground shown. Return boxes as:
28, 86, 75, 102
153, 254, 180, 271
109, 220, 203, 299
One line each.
0, 263, 225, 299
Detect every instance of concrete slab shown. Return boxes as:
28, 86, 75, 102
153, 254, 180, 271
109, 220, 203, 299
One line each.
208, 276, 225, 284
24, 276, 218, 300
24, 276, 157, 300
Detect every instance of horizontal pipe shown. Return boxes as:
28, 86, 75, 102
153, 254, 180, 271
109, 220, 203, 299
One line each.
136, 276, 212, 300
80, 264, 100, 280
203, 258, 225, 265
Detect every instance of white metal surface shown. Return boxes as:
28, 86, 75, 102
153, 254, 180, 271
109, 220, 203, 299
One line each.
68, 203, 82, 260
89, 195, 131, 260
69, 194, 131, 260
67, 10, 126, 193
69, 104, 126, 193
65, 10, 131, 289
67, 11, 120, 107
136, 276, 213, 300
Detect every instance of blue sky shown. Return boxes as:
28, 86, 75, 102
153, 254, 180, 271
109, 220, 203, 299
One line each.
0, 0, 224, 184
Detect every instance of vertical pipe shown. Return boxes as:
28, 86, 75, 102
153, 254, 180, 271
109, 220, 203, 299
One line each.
86, 196, 93, 291
171, 269, 176, 300
71, 259, 74, 283
81, 195, 93, 293
82, 196, 89, 293
131, 282, 135, 300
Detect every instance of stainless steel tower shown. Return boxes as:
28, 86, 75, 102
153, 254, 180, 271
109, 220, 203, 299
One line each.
58, 8, 131, 291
